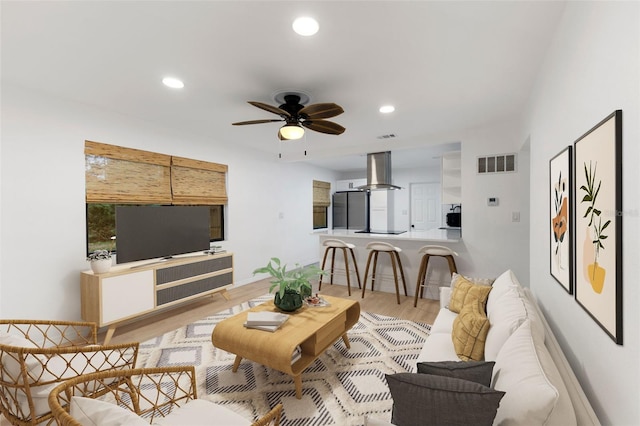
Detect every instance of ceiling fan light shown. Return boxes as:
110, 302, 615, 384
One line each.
279, 124, 305, 140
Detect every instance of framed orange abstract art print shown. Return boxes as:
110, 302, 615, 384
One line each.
549, 146, 572, 294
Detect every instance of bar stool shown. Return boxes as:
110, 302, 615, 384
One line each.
318, 239, 362, 296
361, 241, 408, 304
414, 245, 458, 307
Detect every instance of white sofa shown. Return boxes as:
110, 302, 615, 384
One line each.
413, 270, 600, 426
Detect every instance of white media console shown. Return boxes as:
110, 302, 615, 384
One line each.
80, 252, 233, 344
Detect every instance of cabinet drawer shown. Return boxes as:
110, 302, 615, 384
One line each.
156, 272, 232, 305
156, 256, 232, 284
302, 311, 347, 356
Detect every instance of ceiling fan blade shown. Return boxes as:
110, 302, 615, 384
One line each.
232, 119, 284, 126
248, 101, 291, 118
302, 120, 346, 135
299, 103, 344, 119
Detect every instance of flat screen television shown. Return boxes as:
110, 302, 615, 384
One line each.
115, 205, 210, 264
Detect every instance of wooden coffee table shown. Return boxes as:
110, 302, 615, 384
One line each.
211, 295, 360, 399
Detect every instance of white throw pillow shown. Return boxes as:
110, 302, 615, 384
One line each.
0, 331, 38, 347
439, 287, 452, 310
152, 399, 251, 426
486, 270, 520, 315
1, 339, 133, 419
484, 272, 547, 360
0, 332, 39, 380
492, 320, 576, 426
70, 397, 148, 426
484, 287, 527, 361
0, 332, 55, 417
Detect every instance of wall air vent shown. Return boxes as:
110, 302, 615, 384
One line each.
477, 153, 517, 174
376, 134, 397, 139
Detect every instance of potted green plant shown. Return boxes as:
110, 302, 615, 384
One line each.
87, 249, 113, 274
253, 257, 326, 312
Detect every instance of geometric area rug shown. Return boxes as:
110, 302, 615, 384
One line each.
137, 294, 431, 426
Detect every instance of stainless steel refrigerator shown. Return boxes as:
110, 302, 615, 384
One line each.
332, 191, 368, 230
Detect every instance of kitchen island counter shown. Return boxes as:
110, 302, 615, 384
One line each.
315, 229, 465, 301
314, 228, 461, 242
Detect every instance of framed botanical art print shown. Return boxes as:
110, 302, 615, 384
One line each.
549, 146, 572, 294
573, 110, 623, 344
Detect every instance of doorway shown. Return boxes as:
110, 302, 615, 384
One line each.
410, 182, 440, 231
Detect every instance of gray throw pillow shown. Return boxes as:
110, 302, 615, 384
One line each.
385, 373, 505, 426
416, 360, 495, 387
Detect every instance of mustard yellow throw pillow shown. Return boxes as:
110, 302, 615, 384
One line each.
452, 300, 491, 361
449, 276, 492, 314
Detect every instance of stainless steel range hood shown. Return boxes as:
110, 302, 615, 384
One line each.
357, 151, 402, 191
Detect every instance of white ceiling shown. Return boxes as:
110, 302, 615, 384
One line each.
1, 1, 565, 172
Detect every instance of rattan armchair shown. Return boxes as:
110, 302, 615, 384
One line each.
0, 319, 138, 425
48, 366, 282, 426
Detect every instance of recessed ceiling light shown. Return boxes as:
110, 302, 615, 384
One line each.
292, 17, 319, 36
379, 105, 395, 114
162, 77, 184, 89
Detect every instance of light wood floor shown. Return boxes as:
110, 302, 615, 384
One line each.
107, 279, 440, 345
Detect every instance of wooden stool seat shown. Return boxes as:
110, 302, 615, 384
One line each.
361, 241, 408, 304
414, 245, 458, 307
318, 239, 362, 296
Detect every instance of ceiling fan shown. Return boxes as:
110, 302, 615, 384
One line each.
232, 93, 345, 140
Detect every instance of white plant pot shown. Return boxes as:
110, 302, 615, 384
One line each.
90, 258, 112, 274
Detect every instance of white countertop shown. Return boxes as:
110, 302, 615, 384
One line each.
314, 228, 462, 243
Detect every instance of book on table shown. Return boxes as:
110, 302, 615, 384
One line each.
245, 311, 289, 326
291, 345, 302, 364
243, 311, 288, 331
243, 323, 284, 332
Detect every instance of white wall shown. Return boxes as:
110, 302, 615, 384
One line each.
458, 120, 531, 282
525, 2, 639, 424
0, 85, 338, 319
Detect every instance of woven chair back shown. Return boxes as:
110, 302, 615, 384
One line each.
0, 320, 138, 425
